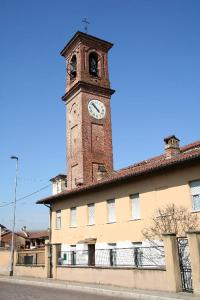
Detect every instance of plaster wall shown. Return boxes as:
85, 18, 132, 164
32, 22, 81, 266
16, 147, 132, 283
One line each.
56, 267, 168, 291
0, 249, 10, 275
51, 164, 200, 245
14, 265, 46, 278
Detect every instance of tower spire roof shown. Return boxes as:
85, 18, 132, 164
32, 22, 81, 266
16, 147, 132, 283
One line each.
60, 31, 113, 57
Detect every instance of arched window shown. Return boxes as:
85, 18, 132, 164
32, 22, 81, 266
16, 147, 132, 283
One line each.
89, 52, 98, 77
70, 55, 77, 79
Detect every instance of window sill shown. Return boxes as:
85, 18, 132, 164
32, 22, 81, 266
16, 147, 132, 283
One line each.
191, 210, 200, 214
129, 218, 142, 222
69, 226, 77, 228
55, 228, 61, 230
87, 224, 95, 226
106, 221, 116, 224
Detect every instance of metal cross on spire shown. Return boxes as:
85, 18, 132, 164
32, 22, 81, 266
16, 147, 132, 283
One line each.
82, 18, 90, 33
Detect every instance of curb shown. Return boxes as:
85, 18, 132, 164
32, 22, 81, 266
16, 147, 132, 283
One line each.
0, 277, 187, 300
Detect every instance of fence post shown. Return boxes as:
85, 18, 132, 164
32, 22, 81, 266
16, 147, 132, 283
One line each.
134, 248, 139, 267
52, 243, 60, 279
162, 233, 182, 292
45, 242, 51, 278
187, 231, 200, 295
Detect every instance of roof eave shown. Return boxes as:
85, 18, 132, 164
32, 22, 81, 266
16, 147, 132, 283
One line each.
37, 154, 200, 205
60, 31, 113, 57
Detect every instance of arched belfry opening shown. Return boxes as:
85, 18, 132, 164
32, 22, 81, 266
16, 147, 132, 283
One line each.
70, 55, 77, 79
89, 52, 98, 77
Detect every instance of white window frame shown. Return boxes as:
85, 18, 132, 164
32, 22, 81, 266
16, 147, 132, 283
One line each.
56, 210, 61, 229
107, 199, 116, 223
190, 180, 200, 212
88, 203, 95, 225
130, 193, 140, 220
70, 207, 77, 227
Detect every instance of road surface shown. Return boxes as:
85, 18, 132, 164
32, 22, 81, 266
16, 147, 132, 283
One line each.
0, 281, 135, 300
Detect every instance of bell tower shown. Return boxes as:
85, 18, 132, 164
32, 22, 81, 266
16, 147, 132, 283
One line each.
60, 31, 115, 190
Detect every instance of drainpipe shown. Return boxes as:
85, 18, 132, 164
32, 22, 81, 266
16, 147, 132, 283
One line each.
44, 203, 52, 277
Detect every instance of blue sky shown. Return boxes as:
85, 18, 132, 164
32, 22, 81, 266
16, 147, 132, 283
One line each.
0, 0, 200, 230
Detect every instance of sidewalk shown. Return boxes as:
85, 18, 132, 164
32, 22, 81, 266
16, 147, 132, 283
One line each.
0, 275, 199, 300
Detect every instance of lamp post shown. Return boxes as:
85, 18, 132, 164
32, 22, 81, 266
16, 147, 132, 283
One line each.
9, 156, 19, 276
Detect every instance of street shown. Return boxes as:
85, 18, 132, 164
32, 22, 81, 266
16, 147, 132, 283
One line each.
0, 282, 134, 300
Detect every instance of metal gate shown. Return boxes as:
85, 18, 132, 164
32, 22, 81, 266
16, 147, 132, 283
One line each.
177, 237, 193, 293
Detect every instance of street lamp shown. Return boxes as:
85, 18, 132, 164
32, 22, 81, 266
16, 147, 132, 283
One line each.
9, 155, 19, 276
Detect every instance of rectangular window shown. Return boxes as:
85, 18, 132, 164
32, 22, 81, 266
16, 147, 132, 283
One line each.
56, 210, 61, 229
130, 193, 140, 220
70, 207, 77, 227
107, 199, 116, 223
88, 203, 95, 225
190, 180, 200, 211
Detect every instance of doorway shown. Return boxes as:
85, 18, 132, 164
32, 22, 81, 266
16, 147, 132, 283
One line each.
88, 244, 95, 266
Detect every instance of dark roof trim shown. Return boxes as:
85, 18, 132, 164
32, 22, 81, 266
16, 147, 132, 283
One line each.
60, 31, 113, 57
62, 81, 115, 103
50, 174, 67, 182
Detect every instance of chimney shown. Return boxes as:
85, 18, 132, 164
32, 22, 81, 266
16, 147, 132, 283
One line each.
21, 226, 28, 237
50, 174, 67, 195
164, 135, 180, 159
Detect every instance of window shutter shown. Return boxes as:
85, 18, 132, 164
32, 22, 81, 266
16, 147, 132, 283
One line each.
56, 210, 61, 229
88, 203, 95, 225
70, 207, 77, 227
107, 199, 116, 223
190, 180, 200, 211
131, 194, 140, 220
190, 180, 200, 195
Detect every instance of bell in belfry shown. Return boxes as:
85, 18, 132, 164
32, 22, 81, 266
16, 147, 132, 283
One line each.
89, 53, 98, 76
70, 55, 77, 79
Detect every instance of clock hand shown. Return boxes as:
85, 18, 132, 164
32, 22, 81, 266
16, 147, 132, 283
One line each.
92, 103, 100, 113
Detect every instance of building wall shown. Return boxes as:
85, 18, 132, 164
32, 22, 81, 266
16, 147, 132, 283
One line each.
51, 164, 200, 245
14, 265, 46, 278
1, 233, 26, 249
0, 249, 10, 275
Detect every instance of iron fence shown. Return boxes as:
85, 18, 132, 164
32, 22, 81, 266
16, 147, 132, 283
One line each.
58, 246, 165, 268
177, 237, 193, 293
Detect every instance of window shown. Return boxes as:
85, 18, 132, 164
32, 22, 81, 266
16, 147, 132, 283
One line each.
88, 203, 95, 225
89, 52, 98, 77
56, 210, 61, 229
70, 207, 77, 227
190, 180, 200, 211
130, 193, 140, 220
107, 199, 116, 223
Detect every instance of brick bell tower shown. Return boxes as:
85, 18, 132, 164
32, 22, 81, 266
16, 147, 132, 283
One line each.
60, 31, 115, 190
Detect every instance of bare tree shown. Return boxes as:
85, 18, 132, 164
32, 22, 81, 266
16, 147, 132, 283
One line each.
142, 204, 199, 243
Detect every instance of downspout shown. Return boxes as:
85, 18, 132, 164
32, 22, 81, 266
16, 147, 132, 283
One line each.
44, 203, 52, 277
44, 203, 52, 244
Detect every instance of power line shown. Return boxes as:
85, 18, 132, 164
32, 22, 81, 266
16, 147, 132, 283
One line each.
0, 184, 51, 208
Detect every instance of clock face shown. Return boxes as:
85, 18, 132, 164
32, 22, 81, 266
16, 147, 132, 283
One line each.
88, 100, 106, 120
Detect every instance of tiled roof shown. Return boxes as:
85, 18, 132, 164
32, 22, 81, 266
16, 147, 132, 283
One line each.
16, 230, 49, 239
36, 140, 200, 205
26, 231, 49, 239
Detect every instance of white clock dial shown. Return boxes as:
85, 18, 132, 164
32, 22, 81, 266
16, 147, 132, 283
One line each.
88, 100, 106, 120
